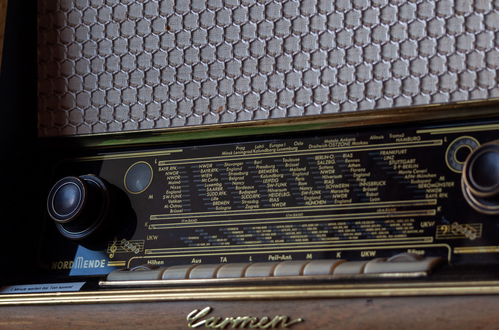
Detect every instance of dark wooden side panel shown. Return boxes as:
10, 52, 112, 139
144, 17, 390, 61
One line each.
1, 296, 499, 329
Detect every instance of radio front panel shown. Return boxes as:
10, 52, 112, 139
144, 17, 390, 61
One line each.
39, 107, 499, 281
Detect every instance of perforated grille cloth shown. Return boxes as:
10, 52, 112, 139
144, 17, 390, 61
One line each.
38, 0, 499, 136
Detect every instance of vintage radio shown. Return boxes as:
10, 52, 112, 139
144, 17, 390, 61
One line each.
3, 100, 499, 327
1, 0, 499, 329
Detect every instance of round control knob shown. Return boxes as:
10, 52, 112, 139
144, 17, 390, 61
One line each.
47, 175, 110, 240
462, 140, 499, 214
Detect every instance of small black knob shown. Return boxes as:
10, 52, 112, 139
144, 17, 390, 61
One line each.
47, 175, 110, 240
462, 140, 499, 214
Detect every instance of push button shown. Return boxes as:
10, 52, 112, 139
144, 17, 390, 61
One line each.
363, 253, 443, 274
245, 262, 279, 277
387, 253, 423, 262
217, 263, 250, 279
105, 256, 444, 285
333, 261, 369, 275
162, 264, 196, 280
189, 264, 223, 279
273, 261, 309, 276
302, 259, 345, 276
107, 265, 164, 281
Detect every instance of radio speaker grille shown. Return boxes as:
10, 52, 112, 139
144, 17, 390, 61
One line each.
37, 0, 499, 136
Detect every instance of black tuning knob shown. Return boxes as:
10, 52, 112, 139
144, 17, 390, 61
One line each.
462, 140, 499, 214
47, 174, 111, 240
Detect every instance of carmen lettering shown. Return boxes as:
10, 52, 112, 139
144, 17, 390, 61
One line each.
187, 307, 304, 329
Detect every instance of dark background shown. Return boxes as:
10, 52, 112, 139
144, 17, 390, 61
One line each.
0, 1, 39, 279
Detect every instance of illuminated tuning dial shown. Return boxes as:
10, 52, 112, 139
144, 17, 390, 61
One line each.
462, 140, 499, 214
47, 174, 111, 240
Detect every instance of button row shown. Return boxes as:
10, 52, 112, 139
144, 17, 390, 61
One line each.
106, 254, 443, 282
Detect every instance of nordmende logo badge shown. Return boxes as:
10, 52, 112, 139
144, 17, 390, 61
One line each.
187, 306, 304, 329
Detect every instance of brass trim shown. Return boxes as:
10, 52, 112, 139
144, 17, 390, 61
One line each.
99, 272, 428, 288
2, 281, 499, 306
40, 98, 499, 150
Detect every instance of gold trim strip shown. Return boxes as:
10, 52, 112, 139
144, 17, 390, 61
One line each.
100, 272, 428, 288
79, 149, 183, 161
144, 239, 434, 256
454, 246, 499, 254
417, 123, 499, 135
145, 236, 432, 253
2, 281, 499, 306
39, 99, 499, 149
150, 199, 436, 220
150, 209, 435, 229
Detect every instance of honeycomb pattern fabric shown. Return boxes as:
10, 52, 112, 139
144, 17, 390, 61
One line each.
38, 0, 499, 136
